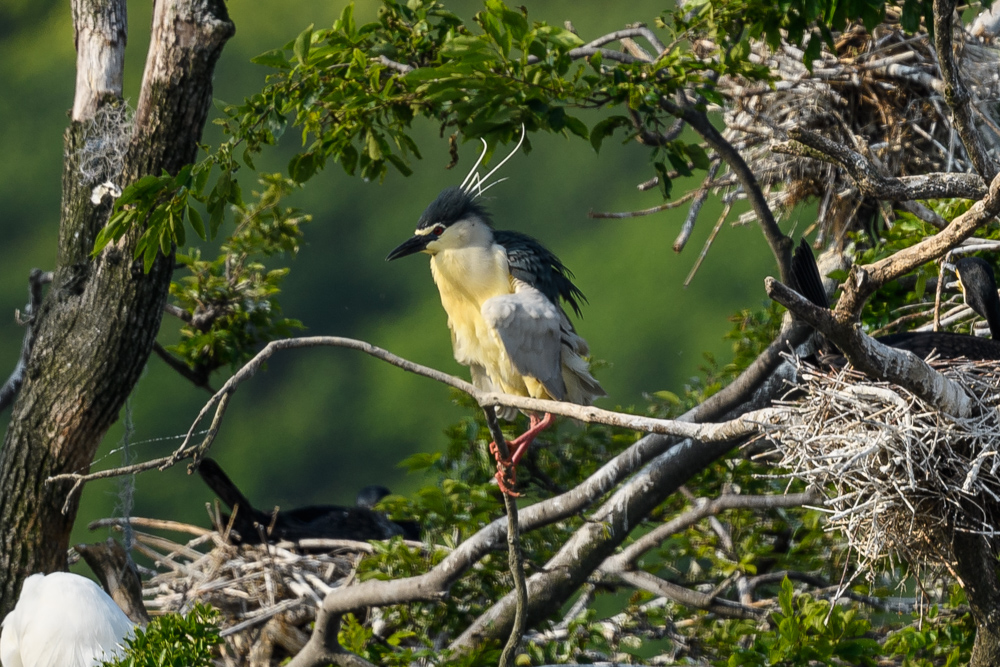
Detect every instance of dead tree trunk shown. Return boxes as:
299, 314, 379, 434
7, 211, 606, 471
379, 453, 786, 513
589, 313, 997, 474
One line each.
0, 0, 233, 615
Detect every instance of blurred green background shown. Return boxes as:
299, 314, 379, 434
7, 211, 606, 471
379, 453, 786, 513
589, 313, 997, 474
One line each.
0, 0, 783, 544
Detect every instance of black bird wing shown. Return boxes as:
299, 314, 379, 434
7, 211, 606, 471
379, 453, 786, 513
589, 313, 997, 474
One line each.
494, 230, 586, 317
196, 459, 417, 544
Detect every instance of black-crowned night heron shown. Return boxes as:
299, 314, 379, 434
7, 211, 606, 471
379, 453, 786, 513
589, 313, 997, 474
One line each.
386, 141, 605, 493
791, 240, 1000, 358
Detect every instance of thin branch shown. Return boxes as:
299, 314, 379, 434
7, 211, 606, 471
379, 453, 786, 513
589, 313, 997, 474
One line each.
602, 490, 822, 571
895, 200, 949, 230
485, 408, 528, 667
88, 516, 211, 537
661, 99, 793, 284
151, 342, 214, 393
934, 0, 998, 178
610, 569, 765, 619
589, 190, 697, 218
674, 161, 720, 253
375, 55, 413, 74
744, 571, 893, 609
783, 127, 987, 200
525, 27, 665, 66
163, 303, 192, 322
835, 169, 1000, 317
684, 198, 731, 285
580, 26, 666, 55
46, 335, 775, 494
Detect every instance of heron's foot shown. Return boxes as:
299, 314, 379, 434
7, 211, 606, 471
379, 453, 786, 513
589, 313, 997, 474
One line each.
488, 439, 509, 464
488, 441, 520, 495
494, 464, 521, 497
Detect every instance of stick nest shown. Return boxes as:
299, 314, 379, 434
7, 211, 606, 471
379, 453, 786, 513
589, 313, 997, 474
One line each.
126, 519, 371, 666
717, 14, 1000, 241
768, 358, 1000, 573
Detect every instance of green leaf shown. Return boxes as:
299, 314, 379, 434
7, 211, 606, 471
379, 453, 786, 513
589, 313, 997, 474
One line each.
170, 209, 185, 247
915, 270, 927, 299
160, 224, 173, 257
294, 25, 314, 65
188, 205, 207, 241
563, 114, 588, 139
590, 115, 629, 153
288, 152, 318, 183
386, 154, 413, 177
686, 143, 711, 170
250, 49, 291, 69
143, 233, 159, 273
209, 202, 225, 237
653, 161, 673, 199
340, 3, 355, 38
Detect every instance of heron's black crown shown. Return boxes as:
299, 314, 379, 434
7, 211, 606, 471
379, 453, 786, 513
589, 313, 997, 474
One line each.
418, 186, 493, 230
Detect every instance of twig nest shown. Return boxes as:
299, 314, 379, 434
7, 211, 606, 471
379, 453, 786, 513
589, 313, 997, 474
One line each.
768, 357, 1000, 573
717, 19, 1000, 240
139, 532, 363, 665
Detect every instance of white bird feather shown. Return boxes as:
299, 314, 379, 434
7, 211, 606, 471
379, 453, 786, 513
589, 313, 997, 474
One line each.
1, 572, 134, 667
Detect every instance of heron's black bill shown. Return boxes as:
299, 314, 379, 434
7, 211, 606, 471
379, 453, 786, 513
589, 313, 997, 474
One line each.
386, 234, 430, 261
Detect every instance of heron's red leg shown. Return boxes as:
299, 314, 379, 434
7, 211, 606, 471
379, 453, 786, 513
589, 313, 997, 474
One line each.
487, 413, 555, 495
508, 412, 554, 467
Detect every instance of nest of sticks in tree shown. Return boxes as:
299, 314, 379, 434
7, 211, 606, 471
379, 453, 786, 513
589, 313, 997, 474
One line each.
716, 11, 1000, 243
766, 357, 1000, 574
113, 516, 372, 666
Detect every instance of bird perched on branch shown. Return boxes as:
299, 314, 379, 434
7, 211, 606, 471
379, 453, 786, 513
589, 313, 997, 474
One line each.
1, 572, 134, 667
791, 240, 1000, 359
386, 131, 605, 494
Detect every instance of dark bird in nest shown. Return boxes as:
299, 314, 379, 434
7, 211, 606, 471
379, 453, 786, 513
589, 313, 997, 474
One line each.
791, 240, 1000, 360
196, 458, 420, 544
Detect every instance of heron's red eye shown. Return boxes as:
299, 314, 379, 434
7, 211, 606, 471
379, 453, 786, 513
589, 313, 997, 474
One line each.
433, 225, 444, 236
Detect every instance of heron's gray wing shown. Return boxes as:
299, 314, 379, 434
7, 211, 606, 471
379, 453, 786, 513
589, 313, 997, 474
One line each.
481, 285, 566, 400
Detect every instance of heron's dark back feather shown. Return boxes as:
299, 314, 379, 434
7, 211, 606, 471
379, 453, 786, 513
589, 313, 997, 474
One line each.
495, 230, 586, 317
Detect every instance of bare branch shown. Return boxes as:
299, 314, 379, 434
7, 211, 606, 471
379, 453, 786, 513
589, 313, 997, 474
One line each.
151, 342, 214, 393
525, 27, 665, 66
661, 99, 793, 284
783, 127, 987, 200
602, 490, 822, 571
896, 200, 949, 230
765, 277, 973, 417
167, 337, 775, 465
934, 0, 998, 178
375, 55, 413, 74
589, 190, 698, 218
610, 569, 765, 619
580, 26, 666, 54
674, 162, 720, 252
836, 169, 1000, 317
46, 335, 775, 494
484, 407, 528, 667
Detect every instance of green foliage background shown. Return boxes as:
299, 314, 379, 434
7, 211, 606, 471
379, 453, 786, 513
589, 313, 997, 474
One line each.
0, 0, 776, 545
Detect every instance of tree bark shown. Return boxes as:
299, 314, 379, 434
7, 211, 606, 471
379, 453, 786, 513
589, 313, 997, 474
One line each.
954, 532, 1000, 666
0, 0, 233, 615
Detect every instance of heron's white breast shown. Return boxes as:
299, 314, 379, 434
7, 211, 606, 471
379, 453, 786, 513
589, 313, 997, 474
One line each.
429, 243, 519, 385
